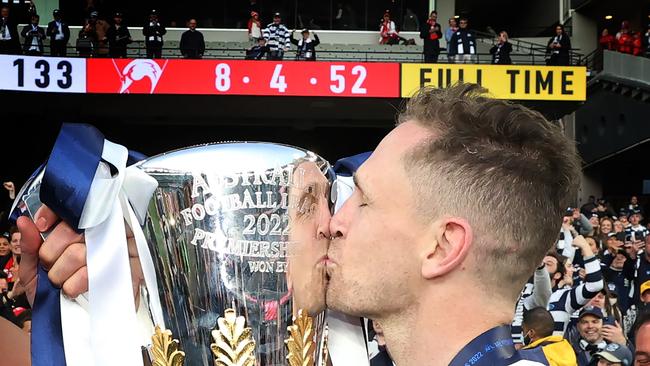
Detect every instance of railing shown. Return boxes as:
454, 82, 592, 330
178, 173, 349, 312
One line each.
473, 30, 584, 66
579, 47, 604, 75
24, 43, 585, 66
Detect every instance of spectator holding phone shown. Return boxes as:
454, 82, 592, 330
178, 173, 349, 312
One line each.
570, 306, 631, 366
602, 251, 634, 313
21, 13, 45, 55
46, 9, 70, 56
546, 24, 572, 66
490, 31, 512, 64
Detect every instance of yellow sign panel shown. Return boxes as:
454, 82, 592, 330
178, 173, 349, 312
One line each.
401, 64, 586, 101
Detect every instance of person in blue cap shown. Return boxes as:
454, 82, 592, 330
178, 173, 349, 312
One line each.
592, 342, 633, 366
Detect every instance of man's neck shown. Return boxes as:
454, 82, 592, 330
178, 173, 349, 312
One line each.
378, 290, 514, 366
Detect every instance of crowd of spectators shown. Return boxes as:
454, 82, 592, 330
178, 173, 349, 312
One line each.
362, 194, 650, 366
503, 194, 650, 366
599, 20, 650, 58
418, 11, 572, 65
0, 4, 580, 65
0, 227, 31, 334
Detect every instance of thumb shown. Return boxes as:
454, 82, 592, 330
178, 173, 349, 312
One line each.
17, 215, 42, 305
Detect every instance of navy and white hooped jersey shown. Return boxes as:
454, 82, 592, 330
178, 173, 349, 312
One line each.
548, 256, 603, 335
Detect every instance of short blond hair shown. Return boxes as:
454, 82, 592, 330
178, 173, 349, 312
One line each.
398, 84, 581, 300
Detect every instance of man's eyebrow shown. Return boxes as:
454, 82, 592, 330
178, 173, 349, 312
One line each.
352, 173, 367, 198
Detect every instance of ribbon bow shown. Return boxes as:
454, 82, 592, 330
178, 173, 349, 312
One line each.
31, 123, 163, 366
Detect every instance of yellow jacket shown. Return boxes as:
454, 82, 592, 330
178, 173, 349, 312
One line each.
522, 335, 577, 366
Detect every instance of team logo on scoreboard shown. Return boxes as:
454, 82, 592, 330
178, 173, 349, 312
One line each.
112, 59, 168, 94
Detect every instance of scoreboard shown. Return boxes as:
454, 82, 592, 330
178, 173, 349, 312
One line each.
0, 55, 586, 101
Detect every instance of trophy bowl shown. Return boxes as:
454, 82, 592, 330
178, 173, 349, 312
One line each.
138, 142, 332, 365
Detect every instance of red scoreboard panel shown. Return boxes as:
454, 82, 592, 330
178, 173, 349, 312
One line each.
87, 59, 400, 98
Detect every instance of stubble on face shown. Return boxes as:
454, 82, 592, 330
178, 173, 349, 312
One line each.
326, 122, 432, 318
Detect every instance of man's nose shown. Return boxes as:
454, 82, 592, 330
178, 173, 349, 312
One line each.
329, 207, 346, 240
317, 200, 332, 239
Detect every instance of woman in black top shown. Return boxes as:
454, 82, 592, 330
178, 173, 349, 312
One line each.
546, 24, 572, 66
490, 31, 512, 64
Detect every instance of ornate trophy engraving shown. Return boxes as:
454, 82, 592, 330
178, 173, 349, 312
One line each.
138, 142, 332, 365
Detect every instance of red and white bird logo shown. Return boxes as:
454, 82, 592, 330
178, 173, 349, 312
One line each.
112, 59, 168, 94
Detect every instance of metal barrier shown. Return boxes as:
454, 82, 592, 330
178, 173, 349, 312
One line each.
22, 43, 582, 65
472, 30, 584, 66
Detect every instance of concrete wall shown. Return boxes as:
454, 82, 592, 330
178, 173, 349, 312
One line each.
60, 26, 549, 49
62, 26, 426, 46
579, 173, 603, 207
571, 11, 597, 56
603, 50, 650, 85
31, 0, 57, 24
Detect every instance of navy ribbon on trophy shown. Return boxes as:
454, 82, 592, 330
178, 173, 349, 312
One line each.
22, 123, 163, 366
30, 123, 104, 366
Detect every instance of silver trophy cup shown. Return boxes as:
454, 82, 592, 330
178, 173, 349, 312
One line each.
136, 142, 332, 365
15, 142, 333, 366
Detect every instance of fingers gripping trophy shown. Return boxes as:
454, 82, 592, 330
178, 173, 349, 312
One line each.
13, 124, 334, 366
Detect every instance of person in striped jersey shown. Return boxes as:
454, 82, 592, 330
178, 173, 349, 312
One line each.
262, 13, 290, 60
512, 265, 553, 345
546, 235, 604, 336
625, 210, 648, 242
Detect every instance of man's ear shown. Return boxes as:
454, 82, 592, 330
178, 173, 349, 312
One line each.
421, 217, 473, 279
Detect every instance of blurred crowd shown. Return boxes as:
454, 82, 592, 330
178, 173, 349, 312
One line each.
0, 182, 30, 334
0, 4, 580, 65
368, 195, 650, 366
599, 20, 650, 58
505, 195, 650, 366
